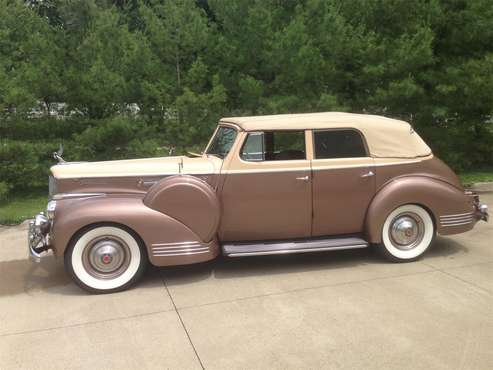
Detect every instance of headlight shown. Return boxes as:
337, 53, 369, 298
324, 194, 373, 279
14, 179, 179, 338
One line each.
46, 200, 57, 219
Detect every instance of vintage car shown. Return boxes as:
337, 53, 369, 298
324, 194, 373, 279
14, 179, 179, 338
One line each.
28, 112, 488, 293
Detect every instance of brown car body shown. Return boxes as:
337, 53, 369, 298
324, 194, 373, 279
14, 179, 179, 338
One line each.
30, 112, 488, 271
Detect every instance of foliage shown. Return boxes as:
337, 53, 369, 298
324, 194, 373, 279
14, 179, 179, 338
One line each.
1, 0, 493, 195
0, 189, 47, 224
459, 169, 493, 186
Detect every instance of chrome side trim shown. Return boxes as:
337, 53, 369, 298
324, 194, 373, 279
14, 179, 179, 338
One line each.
52, 192, 105, 200
223, 236, 369, 257
440, 221, 473, 227
439, 212, 474, 219
439, 212, 475, 227
227, 244, 368, 257
152, 241, 202, 247
440, 215, 473, 220
151, 241, 211, 257
439, 219, 474, 223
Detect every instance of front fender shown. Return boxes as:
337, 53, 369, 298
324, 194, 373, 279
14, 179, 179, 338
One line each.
365, 176, 474, 243
51, 194, 219, 266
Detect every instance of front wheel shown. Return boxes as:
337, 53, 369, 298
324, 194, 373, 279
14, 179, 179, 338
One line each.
380, 204, 435, 262
65, 225, 147, 293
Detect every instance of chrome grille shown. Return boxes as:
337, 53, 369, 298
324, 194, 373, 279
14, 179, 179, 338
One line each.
48, 175, 56, 196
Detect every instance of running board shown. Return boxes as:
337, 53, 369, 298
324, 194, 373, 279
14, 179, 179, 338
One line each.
222, 236, 369, 257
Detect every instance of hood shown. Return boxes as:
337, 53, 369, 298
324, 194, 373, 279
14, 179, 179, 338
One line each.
51, 155, 222, 179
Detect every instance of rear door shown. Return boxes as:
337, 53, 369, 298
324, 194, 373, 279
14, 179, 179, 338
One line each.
310, 129, 376, 236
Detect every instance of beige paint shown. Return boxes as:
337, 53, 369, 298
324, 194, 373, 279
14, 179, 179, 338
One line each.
51, 155, 223, 179
223, 128, 432, 174
221, 112, 431, 159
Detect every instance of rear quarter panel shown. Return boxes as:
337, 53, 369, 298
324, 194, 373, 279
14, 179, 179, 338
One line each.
366, 175, 474, 243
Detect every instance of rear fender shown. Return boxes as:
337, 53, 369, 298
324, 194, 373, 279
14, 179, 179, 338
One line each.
365, 176, 474, 243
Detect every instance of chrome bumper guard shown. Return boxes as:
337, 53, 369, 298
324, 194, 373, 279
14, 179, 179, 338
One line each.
28, 213, 52, 262
477, 203, 489, 222
466, 191, 489, 222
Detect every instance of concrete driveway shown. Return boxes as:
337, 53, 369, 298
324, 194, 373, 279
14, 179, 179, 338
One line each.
1, 194, 492, 369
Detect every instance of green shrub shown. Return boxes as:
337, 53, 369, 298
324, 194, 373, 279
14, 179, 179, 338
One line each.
72, 116, 167, 161
0, 182, 9, 202
0, 140, 55, 191
0, 117, 94, 141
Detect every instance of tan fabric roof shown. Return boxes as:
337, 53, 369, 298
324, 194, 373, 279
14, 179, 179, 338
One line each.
220, 112, 431, 158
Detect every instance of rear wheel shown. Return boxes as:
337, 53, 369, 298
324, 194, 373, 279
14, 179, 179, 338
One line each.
380, 204, 435, 262
65, 225, 147, 293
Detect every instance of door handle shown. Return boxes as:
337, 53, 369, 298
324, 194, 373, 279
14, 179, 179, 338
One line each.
296, 176, 310, 182
361, 170, 374, 178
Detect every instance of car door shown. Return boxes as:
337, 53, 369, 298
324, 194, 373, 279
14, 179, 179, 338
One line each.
310, 128, 376, 236
219, 130, 312, 241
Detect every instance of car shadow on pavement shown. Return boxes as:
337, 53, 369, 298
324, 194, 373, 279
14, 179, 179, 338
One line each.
1, 235, 468, 297
159, 235, 469, 286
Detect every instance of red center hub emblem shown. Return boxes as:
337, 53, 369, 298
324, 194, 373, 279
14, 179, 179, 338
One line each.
102, 254, 112, 264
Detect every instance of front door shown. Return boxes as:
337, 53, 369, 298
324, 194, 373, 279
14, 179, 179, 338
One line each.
310, 129, 376, 236
220, 130, 312, 241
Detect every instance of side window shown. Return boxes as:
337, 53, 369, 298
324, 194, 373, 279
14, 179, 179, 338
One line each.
241, 131, 306, 161
313, 130, 367, 159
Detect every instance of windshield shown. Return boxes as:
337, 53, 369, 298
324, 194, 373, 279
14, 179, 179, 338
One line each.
206, 126, 238, 159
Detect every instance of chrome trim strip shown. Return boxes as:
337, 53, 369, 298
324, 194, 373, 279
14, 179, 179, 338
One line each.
153, 250, 210, 257
439, 215, 474, 221
440, 220, 473, 227
152, 241, 202, 247
439, 212, 474, 219
440, 217, 473, 223
223, 161, 424, 174
151, 241, 211, 257
56, 170, 214, 179
152, 244, 202, 251
227, 243, 368, 257
440, 219, 473, 224
52, 192, 105, 200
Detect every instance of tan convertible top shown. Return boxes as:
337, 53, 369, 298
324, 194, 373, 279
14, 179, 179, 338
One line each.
221, 112, 432, 158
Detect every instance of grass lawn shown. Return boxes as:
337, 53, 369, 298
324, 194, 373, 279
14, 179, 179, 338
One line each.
459, 168, 493, 187
0, 190, 47, 225
0, 169, 492, 225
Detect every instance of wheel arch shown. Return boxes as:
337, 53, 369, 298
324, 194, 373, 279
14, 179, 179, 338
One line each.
365, 176, 472, 243
64, 221, 148, 259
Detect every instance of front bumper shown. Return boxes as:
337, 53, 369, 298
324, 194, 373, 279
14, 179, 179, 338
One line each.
28, 213, 52, 262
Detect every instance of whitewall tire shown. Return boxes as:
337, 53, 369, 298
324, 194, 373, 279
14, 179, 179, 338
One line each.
65, 225, 147, 293
380, 204, 435, 262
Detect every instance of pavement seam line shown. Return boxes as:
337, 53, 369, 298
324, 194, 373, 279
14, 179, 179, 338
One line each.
436, 268, 493, 296
161, 272, 205, 370
0, 308, 175, 338
174, 267, 438, 311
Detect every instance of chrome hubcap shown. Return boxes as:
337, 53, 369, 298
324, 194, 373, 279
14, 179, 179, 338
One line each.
82, 236, 131, 279
389, 212, 425, 250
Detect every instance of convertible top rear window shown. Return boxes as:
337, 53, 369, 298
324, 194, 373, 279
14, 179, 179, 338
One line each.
314, 129, 367, 159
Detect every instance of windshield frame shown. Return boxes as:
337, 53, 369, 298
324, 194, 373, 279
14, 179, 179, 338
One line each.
204, 124, 239, 159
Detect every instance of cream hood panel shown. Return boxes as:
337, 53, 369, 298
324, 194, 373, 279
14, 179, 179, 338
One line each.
51, 155, 222, 179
